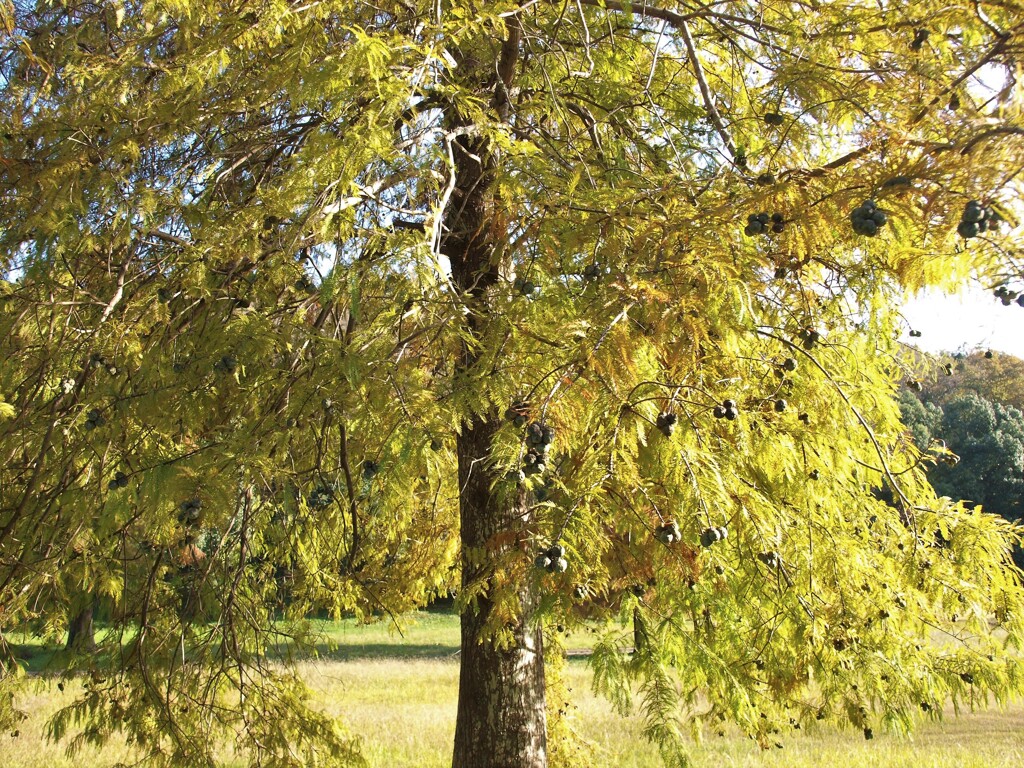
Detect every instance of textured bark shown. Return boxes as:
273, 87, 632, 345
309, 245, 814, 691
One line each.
451, 422, 548, 768
446, 168, 550, 764
445, 20, 546, 767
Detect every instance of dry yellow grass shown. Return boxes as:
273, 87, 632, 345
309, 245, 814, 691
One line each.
6, 614, 1024, 767
9, 660, 1023, 768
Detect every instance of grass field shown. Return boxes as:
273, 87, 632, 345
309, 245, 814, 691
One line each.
7, 611, 1024, 767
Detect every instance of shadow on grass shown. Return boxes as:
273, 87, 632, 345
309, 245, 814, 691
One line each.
9, 642, 62, 675
285, 644, 597, 662
10, 634, 464, 671
14, 639, 596, 674
299, 642, 461, 662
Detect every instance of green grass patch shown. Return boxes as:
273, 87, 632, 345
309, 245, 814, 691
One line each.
296, 610, 462, 661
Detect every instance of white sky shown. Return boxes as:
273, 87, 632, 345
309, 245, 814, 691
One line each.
900, 285, 1024, 358
895, 63, 1020, 357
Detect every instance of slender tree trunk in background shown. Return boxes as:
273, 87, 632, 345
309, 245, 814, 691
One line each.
65, 593, 95, 652
445, 20, 547, 768
633, 606, 644, 654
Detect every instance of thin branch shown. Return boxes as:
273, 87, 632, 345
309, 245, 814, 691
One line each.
677, 18, 737, 161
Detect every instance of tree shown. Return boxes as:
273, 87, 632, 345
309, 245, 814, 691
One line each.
901, 390, 1024, 523
64, 592, 96, 653
900, 389, 1024, 568
897, 390, 944, 454
3, 2, 1024, 767
914, 350, 1024, 412
934, 396, 1024, 519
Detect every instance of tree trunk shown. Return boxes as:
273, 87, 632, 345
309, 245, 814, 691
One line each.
451, 419, 548, 768
65, 595, 95, 652
444, 20, 546, 767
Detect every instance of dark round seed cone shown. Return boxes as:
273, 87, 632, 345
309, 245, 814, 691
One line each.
962, 200, 984, 223
957, 220, 979, 238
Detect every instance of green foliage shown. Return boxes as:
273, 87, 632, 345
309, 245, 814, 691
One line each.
46, 664, 365, 768
899, 391, 945, 450
901, 390, 1024, 522
544, 632, 599, 768
3, 1, 1024, 766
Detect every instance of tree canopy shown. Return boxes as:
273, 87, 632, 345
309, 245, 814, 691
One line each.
901, 389, 1024, 523
914, 349, 1024, 412
3, 2, 1024, 767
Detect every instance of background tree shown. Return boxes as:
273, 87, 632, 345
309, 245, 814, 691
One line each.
3, 3, 1024, 768
897, 390, 945, 454
932, 395, 1024, 520
900, 389, 1024, 566
913, 349, 1024, 412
